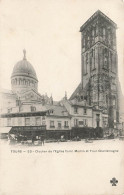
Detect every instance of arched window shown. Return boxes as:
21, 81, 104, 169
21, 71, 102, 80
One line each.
106, 95, 108, 104
91, 29, 95, 44
87, 35, 90, 48
103, 48, 108, 69
113, 96, 116, 106
85, 53, 88, 73
91, 49, 95, 70
108, 29, 111, 45
95, 22, 98, 36
103, 27, 106, 35
103, 27, 106, 40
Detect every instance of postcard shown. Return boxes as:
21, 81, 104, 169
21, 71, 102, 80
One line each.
0, 0, 124, 194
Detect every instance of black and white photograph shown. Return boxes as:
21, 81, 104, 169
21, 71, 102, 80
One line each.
0, 0, 124, 194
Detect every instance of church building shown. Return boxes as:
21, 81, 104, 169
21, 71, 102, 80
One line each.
70, 10, 120, 129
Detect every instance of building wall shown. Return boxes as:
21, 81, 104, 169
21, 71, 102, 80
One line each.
0, 92, 17, 112
80, 11, 119, 128
46, 116, 70, 131
0, 116, 46, 127
71, 116, 92, 128
11, 75, 38, 94
0, 115, 71, 132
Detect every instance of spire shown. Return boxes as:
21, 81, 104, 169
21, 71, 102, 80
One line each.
50, 94, 53, 105
23, 49, 26, 60
65, 91, 67, 100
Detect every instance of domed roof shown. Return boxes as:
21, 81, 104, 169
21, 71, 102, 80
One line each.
11, 50, 38, 81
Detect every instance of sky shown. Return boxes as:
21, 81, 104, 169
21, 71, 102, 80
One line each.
0, 0, 124, 100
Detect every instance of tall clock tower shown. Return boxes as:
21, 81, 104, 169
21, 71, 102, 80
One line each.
80, 10, 119, 127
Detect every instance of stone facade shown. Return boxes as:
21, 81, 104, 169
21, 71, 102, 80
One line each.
70, 10, 119, 129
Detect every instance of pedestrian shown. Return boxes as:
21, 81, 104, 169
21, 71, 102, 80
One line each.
32, 136, 35, 145
40, 135, 44, 146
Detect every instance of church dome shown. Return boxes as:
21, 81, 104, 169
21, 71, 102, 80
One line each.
11, 50, 38, 94
11, 50, 38, 81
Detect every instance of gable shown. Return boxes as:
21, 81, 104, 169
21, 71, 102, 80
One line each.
20, 89, 43, 101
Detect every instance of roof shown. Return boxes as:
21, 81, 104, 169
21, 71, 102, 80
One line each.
69, 82, 89, 100
20, 88, 43, 98
0, 127, 11, 133
0, 88, 17, 98
0, 110, 47, 118
0, 88, 15, 95
80, 10, 117, 32
69, 83, 82, 100
53, 101, 60, 106
69, 100, 85, 106
11, 51, 38, 81
45, 105, 69, 117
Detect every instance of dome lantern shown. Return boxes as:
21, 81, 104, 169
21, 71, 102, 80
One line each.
23, 49, 26, 60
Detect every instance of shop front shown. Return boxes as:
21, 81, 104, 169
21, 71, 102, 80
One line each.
10, 126, 46, 140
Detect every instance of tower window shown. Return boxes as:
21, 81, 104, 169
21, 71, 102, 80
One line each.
91, 29, 95, 44
87, 36, 90, 48
85, 53, 88, 74
74, 107, 78, 114
84, 96, 87, 101
81, 96, 83, 100
84, 108, 87, 115
92, 49, 93, 57
113, 97, 116, 106
106, 95, 108, 104
102, 27, 106, 40
96, 114, 100, 121
103, 48, 108, 69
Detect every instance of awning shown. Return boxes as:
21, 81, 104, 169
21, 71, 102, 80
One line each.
11, 126, 46, 132
0, 127, 12, 133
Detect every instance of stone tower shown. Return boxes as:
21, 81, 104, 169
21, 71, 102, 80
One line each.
70, 10, 119, 128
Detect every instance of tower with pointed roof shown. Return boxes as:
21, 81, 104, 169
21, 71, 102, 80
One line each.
70, 10, 119, 128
